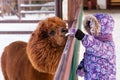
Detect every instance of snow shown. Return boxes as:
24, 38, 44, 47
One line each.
0, 14, 55, 20
0, 23, 37, 31
0, 23, 39, 55
21, 10, 55, 14
20, 3, 55, 7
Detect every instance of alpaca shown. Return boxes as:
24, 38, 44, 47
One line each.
1, 16, 68, 80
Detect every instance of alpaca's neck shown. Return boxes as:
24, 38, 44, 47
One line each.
27, 40, 64, 75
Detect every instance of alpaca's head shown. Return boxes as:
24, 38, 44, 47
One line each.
27, 16, 68, 75
34, 16, 68, 47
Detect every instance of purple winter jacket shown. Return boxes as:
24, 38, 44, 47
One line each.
77, 13, 116, 80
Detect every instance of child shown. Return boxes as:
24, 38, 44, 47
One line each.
68, 13, 116, 80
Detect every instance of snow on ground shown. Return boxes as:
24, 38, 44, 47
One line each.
0, 14, 55, 20
78, 10, 120, 80
0, 23, 38, 57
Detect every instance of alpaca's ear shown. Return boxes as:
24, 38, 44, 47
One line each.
40, 24, 48, 39
34, 21, 49, 39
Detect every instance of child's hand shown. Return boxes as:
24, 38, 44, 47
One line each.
65, 27, 77, 36
77, 69, 85, 77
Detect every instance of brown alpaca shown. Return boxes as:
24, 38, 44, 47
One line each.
1, 16, 68, 80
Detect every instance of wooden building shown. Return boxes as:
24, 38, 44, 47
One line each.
83, 0, 120, 9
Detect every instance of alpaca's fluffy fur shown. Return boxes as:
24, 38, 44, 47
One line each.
1, 16, 68, 80
83, 15, 100, 36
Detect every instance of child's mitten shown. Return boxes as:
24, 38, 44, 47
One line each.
65, 27, 77, 36
66, 27, 85, 40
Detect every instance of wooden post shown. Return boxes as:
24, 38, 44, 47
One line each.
54, 0, 82, 80
68, 0, 82, 80
55, 0, 62, 19
29, 0, 31, 10
68, 0, 81, 28
0, 0, 3, 17
18, 0, 21, 21
107, 0, 111, 9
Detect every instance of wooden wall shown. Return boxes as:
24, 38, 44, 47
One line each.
68, 0, 81, 27
107, 0, 120, 9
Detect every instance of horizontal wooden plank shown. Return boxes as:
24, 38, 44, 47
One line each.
21, 10, 55, 14
20, 4, 55, 7
0, 31, 32, 34
111, 2, 120, 5
0, 20, 68, 23
0, 20, 40, 23
111, 0, 120, 2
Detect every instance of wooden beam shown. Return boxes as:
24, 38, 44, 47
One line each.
0, 31, 32, 34
55, 0, 62, 19
18, 0, 21, 20
54, 0, 82, 80
0, 19, 50, 23
20, 10, 55, 14
68, 0, 81, 28
68, 0, 76, 28
20, 4, 55, 7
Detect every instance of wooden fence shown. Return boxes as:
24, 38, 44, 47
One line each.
0, 0, 55, 23
54, 0, 82, 80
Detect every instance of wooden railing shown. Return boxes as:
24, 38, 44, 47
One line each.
0, 4, 1, 16
0, 0, 56, 23
54, 9, 81, 80
54, 0, 82, 79
18, 1, 55, 20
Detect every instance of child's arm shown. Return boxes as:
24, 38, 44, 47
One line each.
75, 29, 85, 40
67, 27, 113, 60
66, 27, 85, 40
82, 35, 114, 59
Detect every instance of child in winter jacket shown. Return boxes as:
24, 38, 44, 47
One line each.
67, 13, 116, 80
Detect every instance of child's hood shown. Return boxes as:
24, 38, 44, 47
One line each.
93, 13, 114, 35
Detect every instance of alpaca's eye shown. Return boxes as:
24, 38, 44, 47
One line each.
49, 30, 55, 35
